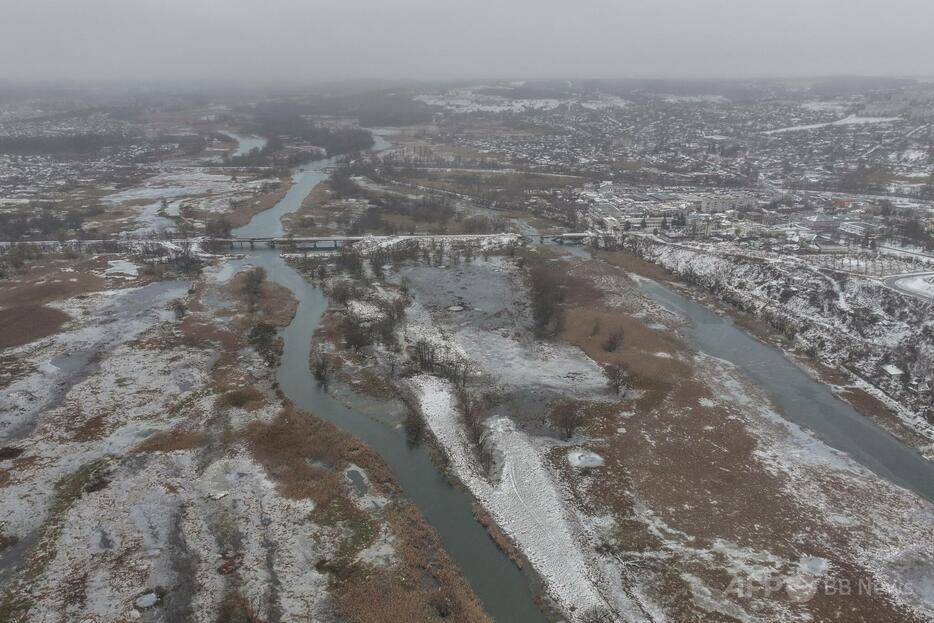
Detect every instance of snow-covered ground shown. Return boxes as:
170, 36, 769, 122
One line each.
353, 232, 524, 256
694, 354, 934, 621
103, 170, 248, 204
416, 89, 563, 114
128, 201, 176, 235
103, 259, 139, 278
100, 167, 272, 229
393, 236, 934, 620
0, 262, 413, 621
892, 273, 934, 299
399, 255, 607, 396
764, 115, 904, 134
410, 375, 629, 619
415, 88, 630, 114
2, 281, 188, 443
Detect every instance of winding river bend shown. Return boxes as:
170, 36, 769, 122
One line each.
639, 280, 934, 503
233, 137, 547, 622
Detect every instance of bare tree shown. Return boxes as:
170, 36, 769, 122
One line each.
170, 299, 187, 320
341, 316, 372, 352
311, 348, 331, 385
403, 406, 424, 444
602, 330, 624, 352
552, 400, 583, 440
174, 239, 200, 274
529, 265, 565, 338
580, 606, 615, 623
605, 363, 629, 396
241, 267, 266, 313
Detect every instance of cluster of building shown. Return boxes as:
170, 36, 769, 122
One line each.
433, 82, 932, 205
579, 182, 934, 256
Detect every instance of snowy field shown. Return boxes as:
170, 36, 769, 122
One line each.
0, 261, 405, 621
415, 88, 630, 114
764, 115, 904, 134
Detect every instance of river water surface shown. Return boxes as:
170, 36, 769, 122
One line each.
224, 133, 268, 158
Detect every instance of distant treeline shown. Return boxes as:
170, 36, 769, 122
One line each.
0, 133, 133, 155
254, 102, 375, 156
258, 90, 435, 129
499, 77, 919, 103
0, 205, 102, 241
475, 86, 569, 100
0, 132, 206, 157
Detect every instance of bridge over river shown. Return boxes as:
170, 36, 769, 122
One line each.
1, 231, 595, 251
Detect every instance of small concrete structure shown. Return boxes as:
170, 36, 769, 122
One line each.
882, 364, 905, 379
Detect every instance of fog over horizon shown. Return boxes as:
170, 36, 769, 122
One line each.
1, 0, 933, 84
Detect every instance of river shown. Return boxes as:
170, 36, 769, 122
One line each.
224, 133, 268, 158
232, 134, 547, 622
638, 279, 934, 503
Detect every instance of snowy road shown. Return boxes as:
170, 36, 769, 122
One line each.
884, 272, 934, 300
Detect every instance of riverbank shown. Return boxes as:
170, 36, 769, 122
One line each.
598, 247, 934, 460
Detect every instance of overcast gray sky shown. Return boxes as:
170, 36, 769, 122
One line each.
1, 0, 933, 83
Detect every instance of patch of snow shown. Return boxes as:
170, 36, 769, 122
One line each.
568, 450, 604, 468
764, 115, 902, 135
104, 260, 139, 278
347, 300, 384, 322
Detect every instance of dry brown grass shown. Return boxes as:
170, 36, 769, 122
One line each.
531, 246, 916, 620
132, 428, 207, 453
836, 386, 933, 449
174, 315, 256, 393
0, 305, 70, 348
239, 406, 489, 622
0, 355, 36, 390
67, 412, 108, 443
596, 249, 674, 282
225, 274, 298, 329
240, 406, 370, 504
215, 590, 266, 623
340, 366, 398, 400
282, 181, 339, 236
0, 455, 39, 489
472, 504, 523, 569
0, 260, 105, 307
189, 179, 290, 229
0, 533, 17, 551
215, 387, 266, 411
337, 503, 491, 623
521, 246, 604, 306
523, 247, 690, 388
561, 307, 689, 381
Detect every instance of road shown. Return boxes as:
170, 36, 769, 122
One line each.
883, 272, 934, 300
